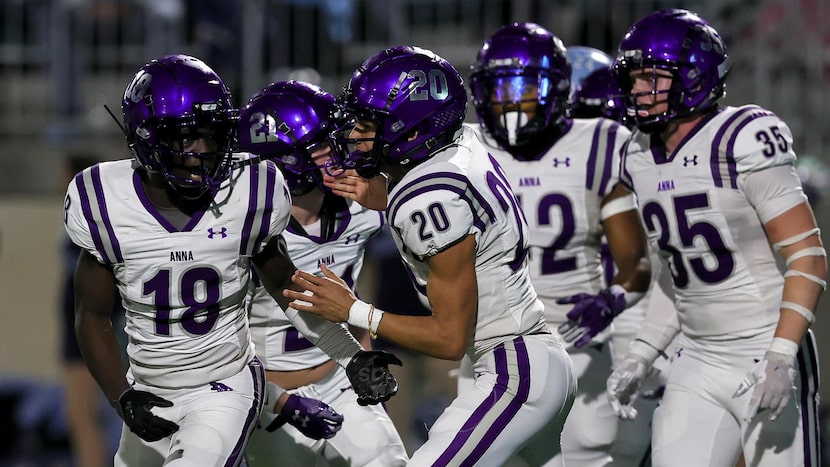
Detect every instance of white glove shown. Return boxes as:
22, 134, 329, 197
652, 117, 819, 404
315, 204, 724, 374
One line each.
607, 356, 649, 420
732, 350, 796, 422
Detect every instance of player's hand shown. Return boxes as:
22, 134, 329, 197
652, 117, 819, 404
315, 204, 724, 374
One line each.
275, 394, 344, 440
607, 357, 649, 420
557, 287, 626, 347
323, 169, 388, 210
114, 388, 179, 442
285, 263, 357, 323
732, 350, 796, 422
346, 350, 403, 406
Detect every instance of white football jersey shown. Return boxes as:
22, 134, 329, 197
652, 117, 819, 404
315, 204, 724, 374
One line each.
64, 158, 292, 388
248, 196, 384, 371
477, 118, 631, 324
621, 105, 803, 338
387, 124, 547, 357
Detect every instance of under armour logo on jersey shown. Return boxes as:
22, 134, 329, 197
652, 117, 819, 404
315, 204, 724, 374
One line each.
345, 234, 361, 245
207, 227, 228, 239
209, 382, 233, 392
552, 157, 571, 167
683, 155, 699, 166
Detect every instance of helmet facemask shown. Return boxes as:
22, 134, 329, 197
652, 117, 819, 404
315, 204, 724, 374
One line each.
472, 74, 555, 148
276, 139, 344, 196
330, 104, 388, 179
131, 104, 236, 200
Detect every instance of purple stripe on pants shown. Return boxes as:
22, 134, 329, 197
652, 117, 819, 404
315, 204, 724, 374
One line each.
224, 358, 265, 467
433, 337, 531, 466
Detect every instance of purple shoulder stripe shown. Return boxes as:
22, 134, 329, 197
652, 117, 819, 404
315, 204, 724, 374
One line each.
586, 120, 620, 196
240, 164, 260, 256
76, 167, 123, 264
251, 162, 278, 254
241, 162, 278, 256
598, 122, 619, 197
585, 125, 601, 191
710, 106, 773, 189
388, 171, 493, 234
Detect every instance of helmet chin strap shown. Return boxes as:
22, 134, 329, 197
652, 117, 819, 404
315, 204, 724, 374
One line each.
503, 111, 529, 146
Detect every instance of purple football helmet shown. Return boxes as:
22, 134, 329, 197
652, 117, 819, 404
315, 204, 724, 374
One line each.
470, 22, 571, 153
566, 46, 613, 93
568, 67, 626, 124
613, 9, 729, 133
334, 46, 467, 177
121, 54, 236, 200
238, 81, 341, 196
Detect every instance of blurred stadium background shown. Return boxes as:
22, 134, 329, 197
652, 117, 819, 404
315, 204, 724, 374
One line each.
0, 0, 827, 463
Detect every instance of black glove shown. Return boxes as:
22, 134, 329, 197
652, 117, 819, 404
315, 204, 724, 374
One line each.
114, 388, 180, 442
345, 350, 403, 406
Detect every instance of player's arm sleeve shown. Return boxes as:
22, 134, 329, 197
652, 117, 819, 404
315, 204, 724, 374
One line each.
735, 111, 825, 331
391, 185, 475, 259
627, 256, 680, 365
253, 236, 363, 368
734, 111, 806, 222
63, 172, 106, 264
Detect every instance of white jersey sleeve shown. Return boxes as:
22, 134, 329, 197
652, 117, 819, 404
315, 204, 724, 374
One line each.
64, 158, 292, 388
729, 110, 807, 222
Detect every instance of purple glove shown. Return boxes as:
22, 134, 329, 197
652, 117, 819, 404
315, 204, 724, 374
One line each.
265, 394, 344, 440
556, 286, 627, 347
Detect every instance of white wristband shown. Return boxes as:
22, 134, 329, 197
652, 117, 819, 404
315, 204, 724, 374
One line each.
628, 338, 664, 365
768, 337, 799, 366
369, 308, 384, 340
609, 284, 645, 308
264, 381, 286, 413
347, 299, 383, 339
347, 300, 373, 330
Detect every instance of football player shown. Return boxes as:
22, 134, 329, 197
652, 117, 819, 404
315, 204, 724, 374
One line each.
64, 55, 401, 466
237, 80, 408, 466
283, 45, 577, 466
468, 23, 652, 467
607, 9, 824, 467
